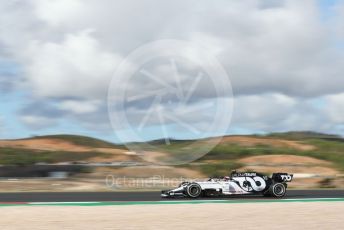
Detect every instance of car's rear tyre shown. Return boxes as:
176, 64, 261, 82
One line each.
269, 183, 286, 197
186, 183, 202, 198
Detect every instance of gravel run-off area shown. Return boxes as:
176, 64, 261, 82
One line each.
1, 201, 344, 229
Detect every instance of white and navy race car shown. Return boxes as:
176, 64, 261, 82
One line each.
161, 171, 293, 198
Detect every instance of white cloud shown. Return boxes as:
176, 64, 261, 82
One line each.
324, 93, 344, 123
32, 0, 85, 26
1, 0, 342, 99
232, 93, 297, 130
335, 3, 344, 38
20, 115, 57, 129
0, 0, 344, 137
59, 100, 101, 114
233, 94, 296, 122
26, 30, 121, 99
231, 93, 331, 133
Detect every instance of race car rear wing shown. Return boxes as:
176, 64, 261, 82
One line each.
272, 173, 293, 182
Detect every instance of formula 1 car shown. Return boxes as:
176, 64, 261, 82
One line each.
161, 171, 293, 198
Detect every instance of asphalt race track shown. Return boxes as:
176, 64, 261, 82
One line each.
0, 190, 343, 202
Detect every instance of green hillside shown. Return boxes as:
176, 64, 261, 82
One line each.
185, 132, 344, 176
25, 134, 124, 148
0, 134, 124, 166
0, 148, 108, 166
266, 131, 341, 140
1, 132, 344, 175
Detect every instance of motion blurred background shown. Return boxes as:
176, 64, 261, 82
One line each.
0, 0, 344, 191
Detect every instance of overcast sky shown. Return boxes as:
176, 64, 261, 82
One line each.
0, 0, 344, 142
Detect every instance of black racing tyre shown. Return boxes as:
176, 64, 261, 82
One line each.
186, 183, 202, 198
269, 183, 286, 198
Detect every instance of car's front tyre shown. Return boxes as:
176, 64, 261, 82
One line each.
186, 183, 202, 198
